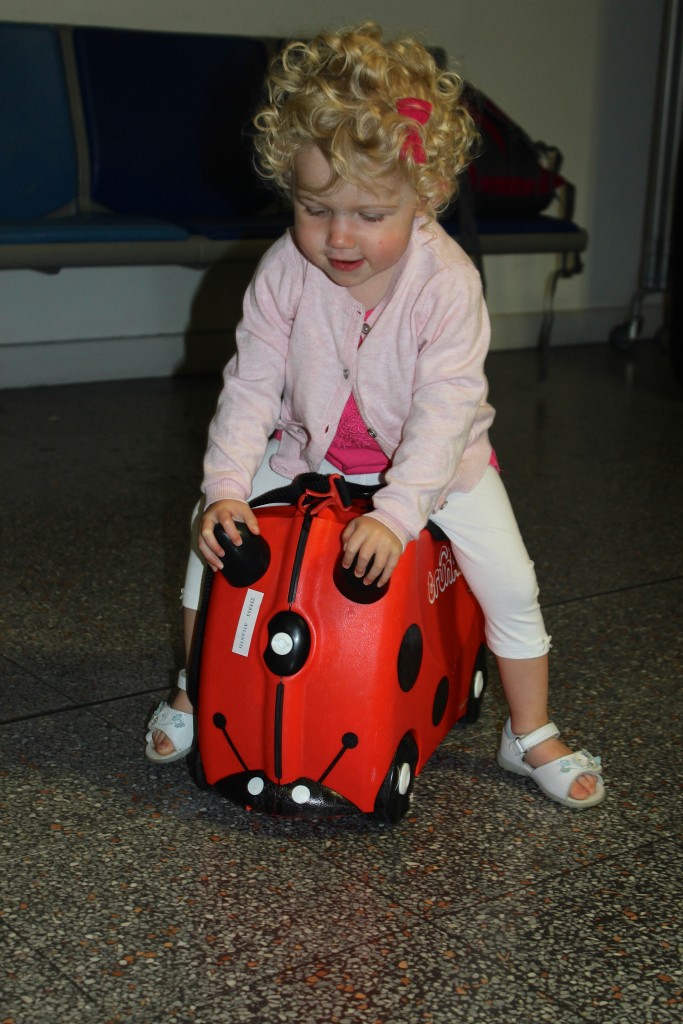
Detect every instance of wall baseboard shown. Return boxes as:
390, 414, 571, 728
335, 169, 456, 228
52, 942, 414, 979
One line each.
0, 303, 664, 389
488, 300, 663, 351
0, 330, 233, 389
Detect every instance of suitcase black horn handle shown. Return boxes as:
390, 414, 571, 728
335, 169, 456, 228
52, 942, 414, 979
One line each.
213, 521, 272, 587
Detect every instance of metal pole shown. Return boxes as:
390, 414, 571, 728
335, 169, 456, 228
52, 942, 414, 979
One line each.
641, 0, 683, 292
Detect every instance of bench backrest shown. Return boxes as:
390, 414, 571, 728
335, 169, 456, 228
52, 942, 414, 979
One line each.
0, 23, 78, 219
73, 27, 273, 219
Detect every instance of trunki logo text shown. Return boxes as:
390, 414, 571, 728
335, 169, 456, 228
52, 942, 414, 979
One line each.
427, 545, 460, 604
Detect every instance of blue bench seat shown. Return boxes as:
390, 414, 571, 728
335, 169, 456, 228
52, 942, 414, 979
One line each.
0, 13, 587, 362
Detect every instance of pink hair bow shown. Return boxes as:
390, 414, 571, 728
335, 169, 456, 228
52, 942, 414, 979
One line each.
397, 97, 432, 164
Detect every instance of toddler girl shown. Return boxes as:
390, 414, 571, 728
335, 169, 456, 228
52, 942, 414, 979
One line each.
146, 22, 604, 809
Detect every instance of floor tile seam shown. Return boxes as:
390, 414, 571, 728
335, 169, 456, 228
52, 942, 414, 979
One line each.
5, 786, 679, 868
183, 915, 483, 1011
0, 917, 103, 1011
0, 649, 76, 701
3, 814, 678, 875
0, 806, 238, 851
402, 832, 680, 930
542, 573, 683, 610
0, 686, 168, 726
306, 845, 616, 925
179, 925, 597, 1024
3, 909, 426, 1010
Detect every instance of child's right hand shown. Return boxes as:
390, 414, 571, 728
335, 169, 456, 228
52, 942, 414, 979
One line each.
198, 499, 261, 572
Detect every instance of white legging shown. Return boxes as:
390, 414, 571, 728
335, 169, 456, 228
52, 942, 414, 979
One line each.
182, 440, 551, 660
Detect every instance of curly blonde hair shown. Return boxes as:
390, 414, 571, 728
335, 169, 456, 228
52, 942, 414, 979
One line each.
252, 22, 478, 218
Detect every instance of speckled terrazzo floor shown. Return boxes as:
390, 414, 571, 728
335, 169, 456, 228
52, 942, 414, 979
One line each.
1, 339, 682, 1024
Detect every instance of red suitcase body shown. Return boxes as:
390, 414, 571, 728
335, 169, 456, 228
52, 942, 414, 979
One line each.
188, 475, 487, 822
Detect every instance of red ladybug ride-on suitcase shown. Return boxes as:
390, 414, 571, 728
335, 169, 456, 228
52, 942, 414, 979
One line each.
187, 474, 487, 823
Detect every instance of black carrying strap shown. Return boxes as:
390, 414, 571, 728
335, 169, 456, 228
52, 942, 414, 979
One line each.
454, 172, 486, 292
249, 471, 379, 511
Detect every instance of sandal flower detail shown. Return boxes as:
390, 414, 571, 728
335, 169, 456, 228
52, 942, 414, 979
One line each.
144, 670, 195, 764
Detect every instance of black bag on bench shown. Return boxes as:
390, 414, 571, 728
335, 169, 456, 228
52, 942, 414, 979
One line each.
463, 84, 570, 217
451, 83, 575, 290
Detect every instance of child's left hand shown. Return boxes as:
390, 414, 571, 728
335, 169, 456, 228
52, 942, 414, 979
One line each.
341, 515, 402, 587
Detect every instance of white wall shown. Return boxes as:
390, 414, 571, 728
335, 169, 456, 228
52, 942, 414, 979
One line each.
0, 0, 666, 386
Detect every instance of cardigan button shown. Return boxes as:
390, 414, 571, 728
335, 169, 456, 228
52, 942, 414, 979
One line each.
343, 368, 350, 379
367, 428, 377, 438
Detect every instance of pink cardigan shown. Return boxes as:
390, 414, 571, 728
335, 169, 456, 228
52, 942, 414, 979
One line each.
203, 218, 495, 546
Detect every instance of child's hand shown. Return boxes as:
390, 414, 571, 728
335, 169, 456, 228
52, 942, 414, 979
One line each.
341, 515, 402, 587
199, 499, 260, 572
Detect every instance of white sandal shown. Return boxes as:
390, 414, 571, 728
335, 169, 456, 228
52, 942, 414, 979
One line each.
145, 670, 195, 764
497, 719, 605, 809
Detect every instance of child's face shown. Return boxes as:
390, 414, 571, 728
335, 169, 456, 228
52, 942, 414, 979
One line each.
292, 146, 424, 306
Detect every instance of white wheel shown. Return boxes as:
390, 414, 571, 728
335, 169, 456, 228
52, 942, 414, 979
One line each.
462, 646, 488, 724
374, 734, 419, 823
397, 762, 412, 795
